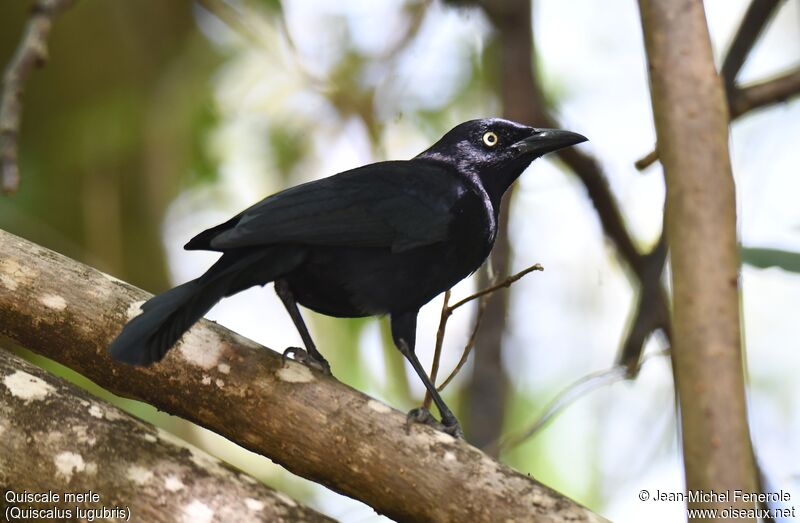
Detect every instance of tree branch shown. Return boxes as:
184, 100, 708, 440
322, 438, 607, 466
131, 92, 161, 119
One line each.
0, 348, 334, 522
635, 67, 800, 170
616, 229, 670, 375
730, 67, 800, 117
1, 0, 75, 195
638, 0, 758, 515
635, 0, 789, 170
720, 0, 784, 90
0, 228, 607, 523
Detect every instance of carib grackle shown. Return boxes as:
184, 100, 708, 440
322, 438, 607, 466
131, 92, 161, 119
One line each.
109, 118, 586, 437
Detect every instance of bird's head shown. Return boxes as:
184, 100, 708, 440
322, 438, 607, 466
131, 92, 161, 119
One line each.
417, 118, 587, 205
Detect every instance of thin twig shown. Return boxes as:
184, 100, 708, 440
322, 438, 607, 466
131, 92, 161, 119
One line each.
423, 262, 544, 407
635, 0, 786, 170
423, 289, 451, 410
491, 349, 670, 455
634, 149, 659, 171
449, 263, 543, 313
1, 0, 75, 195
436, 295, 489, 392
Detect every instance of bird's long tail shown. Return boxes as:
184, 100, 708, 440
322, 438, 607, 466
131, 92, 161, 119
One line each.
108, 248, 303, 366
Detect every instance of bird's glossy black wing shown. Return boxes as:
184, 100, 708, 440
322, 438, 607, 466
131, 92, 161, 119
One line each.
191, 160, 465, 253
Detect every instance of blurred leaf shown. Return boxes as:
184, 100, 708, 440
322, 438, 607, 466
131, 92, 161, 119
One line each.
252, 0, 282, 14
269, 124, 308, 179
189, 100, 222, 185
741, 246, 800, 273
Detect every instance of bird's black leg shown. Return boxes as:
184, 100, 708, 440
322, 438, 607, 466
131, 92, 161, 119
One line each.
274, 279, 331, 375
391, 312, 464, 438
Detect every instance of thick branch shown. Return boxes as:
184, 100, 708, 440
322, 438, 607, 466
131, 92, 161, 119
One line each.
0, 348, 333, 522
638, 0, 758, 516
0, 229, 606, 523
1, 0, 75, 194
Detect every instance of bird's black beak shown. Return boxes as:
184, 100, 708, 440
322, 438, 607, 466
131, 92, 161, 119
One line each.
511, 128, 588, 157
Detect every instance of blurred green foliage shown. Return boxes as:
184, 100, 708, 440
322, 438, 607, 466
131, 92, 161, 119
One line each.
741, 246, 800, 273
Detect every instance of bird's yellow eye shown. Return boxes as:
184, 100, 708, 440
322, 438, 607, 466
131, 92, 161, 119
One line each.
482, 131, 498, 147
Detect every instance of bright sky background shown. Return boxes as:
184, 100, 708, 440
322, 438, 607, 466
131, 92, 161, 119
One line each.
163, 1, 800, 520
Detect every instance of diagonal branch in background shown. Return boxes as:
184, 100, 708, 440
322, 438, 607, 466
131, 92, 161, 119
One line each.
491, 349, 671, 456
617, 222, 671, 374
0, 0, 76, 195
0, 228, 607, 523
448, 0, 673, 379
0, 349, 334, 522
635, 0, 790, 171
544, 91, 673, 375
719, 0, 785, 91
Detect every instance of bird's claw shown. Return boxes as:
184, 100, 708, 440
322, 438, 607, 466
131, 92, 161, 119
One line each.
282, 346, 332, 375
406, 407, 464, 439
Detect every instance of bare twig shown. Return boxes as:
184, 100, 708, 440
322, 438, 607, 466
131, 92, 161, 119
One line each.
730, 67, 800, 117
449, 263, 543, 312
436, 295, 489, 392
424, 289, 451, 410
492, 349, 670, 455
1, 0, 75, 195
424, 263, 543, 407
635, 0, 787, 170
634, 149, 660, 171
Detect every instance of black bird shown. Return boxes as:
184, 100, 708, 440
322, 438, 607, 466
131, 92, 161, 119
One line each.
109, 118, 586, 436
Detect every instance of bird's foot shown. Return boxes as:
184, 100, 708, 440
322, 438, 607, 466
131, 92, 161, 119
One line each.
282, 346, 332, 376
406, 407, 464, 439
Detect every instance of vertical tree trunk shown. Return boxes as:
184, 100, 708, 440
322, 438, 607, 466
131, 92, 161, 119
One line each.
637, 0, 758, 518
